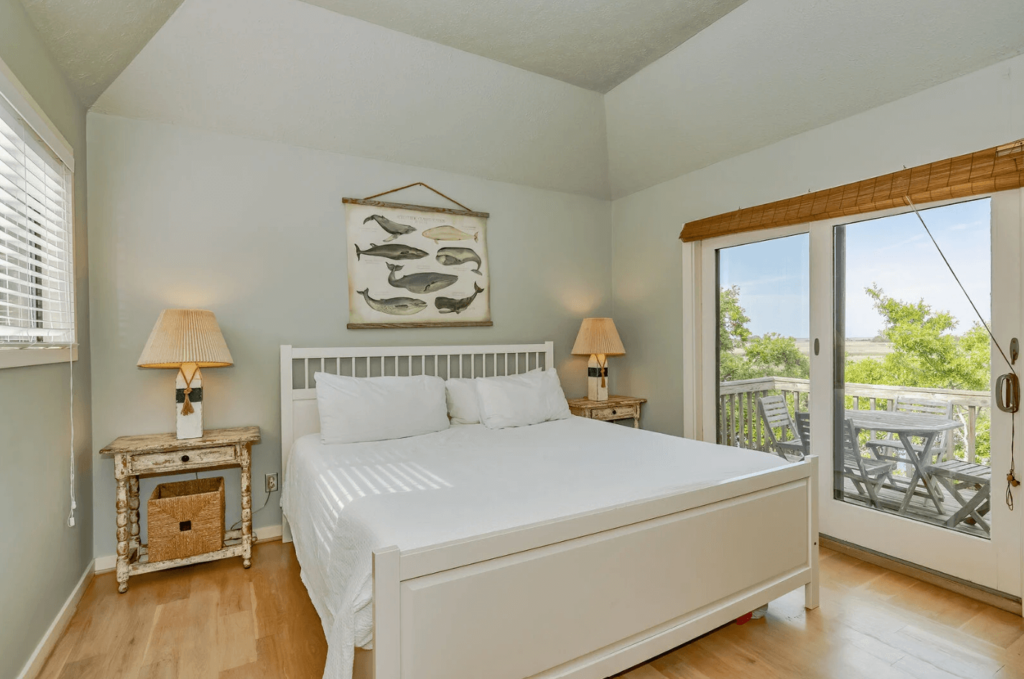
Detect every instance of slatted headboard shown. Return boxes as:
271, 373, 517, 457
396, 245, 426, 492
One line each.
279, 342, 554, 541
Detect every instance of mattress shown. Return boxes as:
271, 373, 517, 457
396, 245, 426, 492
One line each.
281, 416, 787, 679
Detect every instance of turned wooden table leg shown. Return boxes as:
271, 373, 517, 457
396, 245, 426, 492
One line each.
115, 472, 130, 593
241, 445, 252, 569
128, 476, 140, 559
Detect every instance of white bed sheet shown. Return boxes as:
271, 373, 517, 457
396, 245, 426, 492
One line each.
281, 416, 787, 679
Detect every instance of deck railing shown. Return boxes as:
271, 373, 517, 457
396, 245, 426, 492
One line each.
719, 377, 990, 462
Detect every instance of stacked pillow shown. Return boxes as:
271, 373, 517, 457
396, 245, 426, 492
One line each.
446, 369, 571, 429
314, 368, 572, 444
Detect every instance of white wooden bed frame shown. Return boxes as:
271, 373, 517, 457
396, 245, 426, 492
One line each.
280, 342, 819, 679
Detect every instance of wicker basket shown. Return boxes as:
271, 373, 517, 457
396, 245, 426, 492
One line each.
148, 477, 224, 563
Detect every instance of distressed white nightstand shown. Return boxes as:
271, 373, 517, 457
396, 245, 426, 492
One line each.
567, 396, 646, 428
99, 426, 261, 593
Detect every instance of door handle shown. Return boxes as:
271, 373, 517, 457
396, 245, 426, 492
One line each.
996, 372, 1020, 413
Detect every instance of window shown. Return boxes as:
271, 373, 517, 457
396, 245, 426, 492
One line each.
0, 85, 75, 354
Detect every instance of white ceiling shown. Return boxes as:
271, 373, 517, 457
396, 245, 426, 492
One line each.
605, 0, 1024, 198
92, 0, 612, 198
297, 0, 748, 93
17, 0, 184, 106
19, 0, 744, 103
20, 0, 1024, 199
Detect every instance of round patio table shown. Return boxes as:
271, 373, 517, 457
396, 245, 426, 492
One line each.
844, 410, 963, 515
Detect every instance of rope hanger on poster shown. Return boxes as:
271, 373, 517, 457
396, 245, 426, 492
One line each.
362, 182, 475, 213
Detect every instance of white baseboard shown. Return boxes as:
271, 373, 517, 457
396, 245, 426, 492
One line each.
94, 524, 284, 574
17, 560, 94, 679
94, 553, 116, 574
258, 524, 283, 541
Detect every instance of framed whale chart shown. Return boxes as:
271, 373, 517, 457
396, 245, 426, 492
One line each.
343, 194, 491, 329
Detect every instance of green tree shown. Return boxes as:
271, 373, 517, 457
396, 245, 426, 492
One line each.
719, 286, 753, 382
845, 285, 989, 391
845, 285, 991, 462
745, 332, 811, 379
719, 287, 809, 382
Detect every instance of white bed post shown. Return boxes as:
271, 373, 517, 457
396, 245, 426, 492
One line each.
373, 545, 402, 679
805, 455, 820, 610
280, 345, 294, 543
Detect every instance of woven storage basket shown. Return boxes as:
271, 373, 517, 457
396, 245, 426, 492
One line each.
148, 477, 224, 563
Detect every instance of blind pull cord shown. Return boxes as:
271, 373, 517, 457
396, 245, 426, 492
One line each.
68, 339, 76, 527
903, 196, 1019, 509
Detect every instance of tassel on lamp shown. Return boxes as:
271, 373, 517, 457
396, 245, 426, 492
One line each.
137, 310, 234, 439
571, 318, 625, 402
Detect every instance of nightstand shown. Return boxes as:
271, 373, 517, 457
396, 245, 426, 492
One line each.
99, 426, 261, 593
568, 396, 646, 428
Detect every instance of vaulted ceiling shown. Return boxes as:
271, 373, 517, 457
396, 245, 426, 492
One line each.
17, 0, 746, 105
298, 0, 748, 93
16, 0, 1024, 198
17, 0, 184, 106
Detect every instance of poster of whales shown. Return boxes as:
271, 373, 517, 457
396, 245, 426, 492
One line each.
343, 196, 491, 328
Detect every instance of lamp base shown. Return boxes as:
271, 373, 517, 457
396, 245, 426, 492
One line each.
175, 367, 204, 439
587, 355, 608, 401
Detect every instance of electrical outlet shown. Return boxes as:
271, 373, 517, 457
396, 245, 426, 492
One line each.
265, 473, 279, 493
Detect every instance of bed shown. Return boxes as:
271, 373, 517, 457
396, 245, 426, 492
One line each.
280, 342, 819, 679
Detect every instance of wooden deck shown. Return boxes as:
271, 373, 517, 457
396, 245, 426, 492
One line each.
841, 477, 989, 539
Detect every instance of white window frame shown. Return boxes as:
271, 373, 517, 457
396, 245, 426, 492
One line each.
682, 190, 1024, 596
0, 55, 77, 369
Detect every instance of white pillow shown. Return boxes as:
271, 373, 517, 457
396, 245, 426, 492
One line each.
474, 368, 571, 429
445, 378, 481, 425
314, 372, 449, 444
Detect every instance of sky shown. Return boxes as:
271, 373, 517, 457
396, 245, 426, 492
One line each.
717, 198, 992, 339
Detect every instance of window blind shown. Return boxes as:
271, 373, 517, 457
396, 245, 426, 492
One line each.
0, 92, 74, 345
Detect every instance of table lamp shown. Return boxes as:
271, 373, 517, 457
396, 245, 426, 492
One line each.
137, 309, 233, 439
571, 318, 625, 402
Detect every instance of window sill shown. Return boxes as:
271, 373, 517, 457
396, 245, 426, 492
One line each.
0, 345, 78, 369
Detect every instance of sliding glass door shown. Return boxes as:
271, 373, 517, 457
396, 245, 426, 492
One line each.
833, 200, 991, 533
693, 190, 1023, 596
714, 232, 810, 456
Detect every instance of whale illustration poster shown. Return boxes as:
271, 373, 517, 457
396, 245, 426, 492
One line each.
343, 197, 491, 328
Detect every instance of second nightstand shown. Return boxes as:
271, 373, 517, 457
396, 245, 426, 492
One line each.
568, 395, 646, 428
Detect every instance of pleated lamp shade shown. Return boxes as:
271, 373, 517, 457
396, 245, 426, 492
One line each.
571, 318, 625, 357
137, 309, 233, 368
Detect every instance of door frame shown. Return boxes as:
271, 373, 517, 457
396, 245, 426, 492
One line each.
682, 190, 1023, 596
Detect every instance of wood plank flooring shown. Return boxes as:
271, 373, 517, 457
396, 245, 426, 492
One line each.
37, 541, 1024, 678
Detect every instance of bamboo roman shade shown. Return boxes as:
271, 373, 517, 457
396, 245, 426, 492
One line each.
0, 91, 75, 344
680, 140, 1024, 242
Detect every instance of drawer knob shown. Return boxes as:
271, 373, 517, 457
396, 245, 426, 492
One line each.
181, 454, 190, 463
612, 409, 617, 415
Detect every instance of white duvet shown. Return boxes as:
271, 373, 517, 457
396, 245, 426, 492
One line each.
281, 416, 787, 679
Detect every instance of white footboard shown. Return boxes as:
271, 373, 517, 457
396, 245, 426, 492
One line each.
373, 456, 819, 679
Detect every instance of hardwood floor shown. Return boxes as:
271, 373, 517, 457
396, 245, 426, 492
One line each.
38, 541, 1024, 678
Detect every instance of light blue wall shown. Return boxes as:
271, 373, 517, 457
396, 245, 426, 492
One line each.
0, 1, 93, 677
86, 113, 614, 559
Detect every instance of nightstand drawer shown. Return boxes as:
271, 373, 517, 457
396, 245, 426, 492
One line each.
591, 405, 638, 421
130, 445, 237, 474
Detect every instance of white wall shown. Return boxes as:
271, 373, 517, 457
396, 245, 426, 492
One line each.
87, 113, 613, 558
0, 0, 93, 677
611, 54, 1024, 437
604, 0, 1024, 199
93, 0, 610, 199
